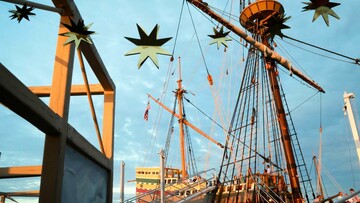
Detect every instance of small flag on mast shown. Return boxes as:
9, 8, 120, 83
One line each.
144, 101, 151, 121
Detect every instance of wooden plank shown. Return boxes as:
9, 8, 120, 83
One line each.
0, 166, 41, 179
29, 84, 104, 97
0, 63, 61, 135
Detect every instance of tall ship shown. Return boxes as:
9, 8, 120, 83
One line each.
118, 0, 360, 202
123, 0, 333, 202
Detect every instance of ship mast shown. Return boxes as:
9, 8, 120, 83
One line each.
263, 39, 302, 203
186, 0, 324, 94
186, 1, 321, 202
148, 58, 224, 179
176, 58, 187, 179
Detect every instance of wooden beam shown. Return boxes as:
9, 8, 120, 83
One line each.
29, 84, 104, 97
0, 190, 39, 197
102, 91, 115, 159
102, 91, 115, 202
51, 0, 115, 92
0, 166, 41, 179
39, 16, 75, 203
51, 0, 80, 16
80, 43, 115, 92
0, 63, 61, 135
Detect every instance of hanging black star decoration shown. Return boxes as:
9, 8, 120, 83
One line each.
208, 26, 232, 49
124, 24, 172, 69
9, 4, 35, 23
263, 14, 291, 41
302, 0, 340, 26
59, 18, 95, 49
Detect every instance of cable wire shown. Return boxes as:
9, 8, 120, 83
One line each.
186, 1, 210, 75
288, 91, 320, 114
282, 35, 360, 65
171, 0, 186, 58
188, 3, 248, 49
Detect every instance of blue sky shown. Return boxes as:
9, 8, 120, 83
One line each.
0, 0, 360, 202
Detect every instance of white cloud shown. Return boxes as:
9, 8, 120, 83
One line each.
121, 117, 133, 136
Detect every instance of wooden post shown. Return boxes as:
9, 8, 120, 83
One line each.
39, 16, 75, 203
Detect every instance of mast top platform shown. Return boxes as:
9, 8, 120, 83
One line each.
240, 0, 284, 34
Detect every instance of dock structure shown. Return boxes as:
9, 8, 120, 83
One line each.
0, 0, 115, 203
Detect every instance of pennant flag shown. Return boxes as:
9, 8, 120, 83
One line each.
144, 101, 151, 121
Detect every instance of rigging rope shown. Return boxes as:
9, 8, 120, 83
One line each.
209, 5, 240, 25
186, 1, 210, 76
288, 91, 319, 114
310, 158, 329, 197
171, 0, 186, 58
183, 102, 198, 176
277, 67, 318, 92
274, 38, 310, 78
228, 0, 234, 24
321, 163, 345, 193
164, 98, 177, 164
219, 0, 231, 28
143, 60, 175, 166
183, 96, 224, 131
343, 107, 356, 188
320, 93, 322, 132
183, 95, 284, 171
279, 37, 358, 65
317, 94, 323, 197
283, 35, 360, 66
188, 3, 247, 49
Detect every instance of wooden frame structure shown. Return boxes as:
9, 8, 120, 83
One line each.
0, 0, 115, 202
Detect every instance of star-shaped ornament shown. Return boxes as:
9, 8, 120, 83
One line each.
208, 26, 232, 49
302, 0, 340, 26
263, 14, 291, 41
124, 24, 172, 69
9, 4, 35, 23
59, 18, 95, 49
